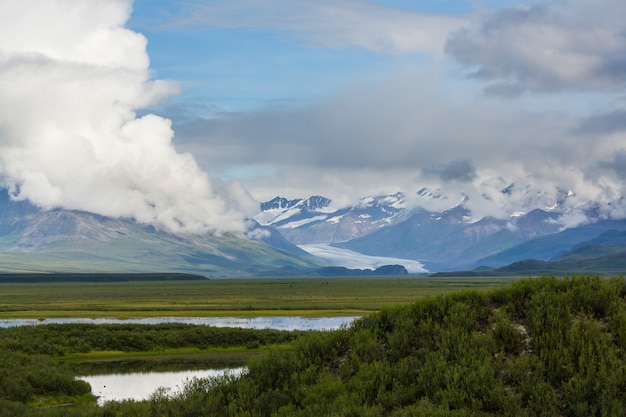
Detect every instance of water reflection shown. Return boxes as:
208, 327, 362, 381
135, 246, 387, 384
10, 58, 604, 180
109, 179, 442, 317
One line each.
80, 368, 246, 405
0, 316, 358, 330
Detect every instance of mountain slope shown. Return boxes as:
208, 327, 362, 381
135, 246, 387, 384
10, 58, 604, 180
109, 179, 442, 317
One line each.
0, 197, 323, 276
432, 248, 626, 276
554, 230, 626, 260
336, 206, 564, 271
494, 252, 626, 275
473, 220, 626, 269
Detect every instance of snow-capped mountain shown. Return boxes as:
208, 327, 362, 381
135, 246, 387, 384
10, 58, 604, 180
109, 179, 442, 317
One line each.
256, 186, 626, 273
260, 195, 332, 213
255, 195, 334, 229
255, 193, 408, 244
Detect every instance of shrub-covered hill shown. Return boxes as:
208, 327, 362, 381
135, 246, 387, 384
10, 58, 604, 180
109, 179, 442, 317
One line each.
172, 275, 626, 417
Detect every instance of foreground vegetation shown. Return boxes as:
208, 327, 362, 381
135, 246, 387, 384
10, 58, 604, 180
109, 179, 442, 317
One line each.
0, 324, 302, 410
1, 274, 625, 416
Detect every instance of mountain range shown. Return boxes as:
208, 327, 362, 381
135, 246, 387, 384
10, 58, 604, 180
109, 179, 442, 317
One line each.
0, 188, 625, 276
255, 191, 626, 275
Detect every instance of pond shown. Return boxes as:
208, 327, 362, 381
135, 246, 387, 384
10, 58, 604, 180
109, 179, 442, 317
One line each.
0, 316, 358, 330
3, 316, 359, 405
79, 368, 246, 405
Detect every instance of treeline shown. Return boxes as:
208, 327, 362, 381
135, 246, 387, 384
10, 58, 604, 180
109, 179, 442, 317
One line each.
3, 275, 626, 416
0, 273, 207, 283
0, 323, 304, 355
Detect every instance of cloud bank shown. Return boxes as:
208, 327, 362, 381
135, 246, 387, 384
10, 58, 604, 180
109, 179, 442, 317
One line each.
0, 0, 256, 234
445, 0, 626, 95
177, 65, 626, 222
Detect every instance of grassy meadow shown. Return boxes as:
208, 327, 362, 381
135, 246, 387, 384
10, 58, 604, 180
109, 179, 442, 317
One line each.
0, 276, 517, 318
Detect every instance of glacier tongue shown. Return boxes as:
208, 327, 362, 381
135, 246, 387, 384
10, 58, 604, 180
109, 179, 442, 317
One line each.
299, 244, 427, 274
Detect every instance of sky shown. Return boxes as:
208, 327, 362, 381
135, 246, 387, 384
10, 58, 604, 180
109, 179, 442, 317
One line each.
0, 0, 625, 233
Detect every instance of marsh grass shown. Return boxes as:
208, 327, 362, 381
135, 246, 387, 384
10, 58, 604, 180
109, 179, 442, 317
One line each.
63, 350, 258, 375
60, 347, 262, 362
0, 276, 515, 318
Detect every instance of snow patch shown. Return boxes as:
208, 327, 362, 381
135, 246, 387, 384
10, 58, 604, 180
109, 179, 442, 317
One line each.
253, 207, 304, 226
277, 216, 327, 229
325, 215, 344, 224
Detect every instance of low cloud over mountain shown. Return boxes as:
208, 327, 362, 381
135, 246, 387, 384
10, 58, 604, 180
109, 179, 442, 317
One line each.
0, 0, 256, 234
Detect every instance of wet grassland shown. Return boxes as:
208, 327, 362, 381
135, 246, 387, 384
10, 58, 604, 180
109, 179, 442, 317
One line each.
0, 276, 519, 411
0, 276, 515, 318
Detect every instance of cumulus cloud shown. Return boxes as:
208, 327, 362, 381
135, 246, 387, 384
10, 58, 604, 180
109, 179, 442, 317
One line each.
445, 0, 626, 95
0, 0, 256, 234
170, 0, 464, 54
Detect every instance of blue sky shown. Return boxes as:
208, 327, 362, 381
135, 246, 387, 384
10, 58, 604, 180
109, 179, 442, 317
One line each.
1, 0, 625, 232
127, 0, 540, 115
128, 0, 471, 114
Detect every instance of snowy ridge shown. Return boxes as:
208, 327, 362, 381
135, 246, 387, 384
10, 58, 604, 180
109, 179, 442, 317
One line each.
256, 192, 410, 245
278, 216, 328, 229
254, 195, 334, 228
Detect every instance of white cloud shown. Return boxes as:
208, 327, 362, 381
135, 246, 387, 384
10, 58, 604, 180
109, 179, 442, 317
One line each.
171, 0, 465, 54
445, 0, 626, 94
0, 0, 255, 234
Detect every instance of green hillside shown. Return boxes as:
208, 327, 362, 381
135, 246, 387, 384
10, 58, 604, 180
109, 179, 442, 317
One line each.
433, 249, 626, 277
0, 210, 323, 277
496, 252, 626, 275
556, 231, 626, 261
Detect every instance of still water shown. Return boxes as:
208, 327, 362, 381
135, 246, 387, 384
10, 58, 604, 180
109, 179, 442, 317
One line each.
4, 316, 358, 404
0, 316, 358, 330
80, 368, 246, 405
